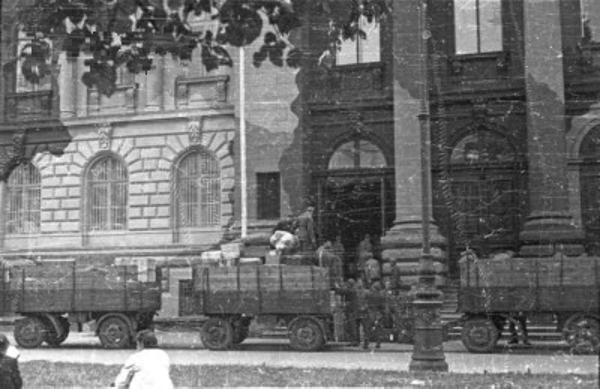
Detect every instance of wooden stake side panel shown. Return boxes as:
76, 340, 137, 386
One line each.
7, 262, 161, 313
459, 256, 600, 313
192, 265, 332, 316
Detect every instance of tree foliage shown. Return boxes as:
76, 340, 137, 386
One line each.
14, 0, 389, 96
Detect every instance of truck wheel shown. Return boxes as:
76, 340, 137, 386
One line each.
461, 317, 498, 353
289, 317, 325, 351
14, 316, 47, 348
201, 318, 234, 350
563, 315, 600, 354
44, 315, 69, 346
98, 316, 132, 349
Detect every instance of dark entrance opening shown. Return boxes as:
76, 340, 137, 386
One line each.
317, 173, 394, 278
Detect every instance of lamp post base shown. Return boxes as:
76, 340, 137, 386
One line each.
409, 359, 449, 372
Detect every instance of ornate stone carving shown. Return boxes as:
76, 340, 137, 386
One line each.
346, 111, 367, 134
188, 117, 204, 145
96, 123, 113, 150
215, 80, 228, 102
176, 82, 188, 107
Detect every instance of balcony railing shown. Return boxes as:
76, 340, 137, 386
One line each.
4, 90, 54, 121
87, 83, 138, 116
175, 75, 229, 109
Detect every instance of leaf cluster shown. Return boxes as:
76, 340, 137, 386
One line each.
14, 0, 388, 96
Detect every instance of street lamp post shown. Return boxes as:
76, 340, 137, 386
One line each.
408, 0, 448, 373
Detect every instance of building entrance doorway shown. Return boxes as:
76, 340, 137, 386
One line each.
316, 172, 394, 278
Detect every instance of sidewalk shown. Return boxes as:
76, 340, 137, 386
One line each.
7, 330, 598, 376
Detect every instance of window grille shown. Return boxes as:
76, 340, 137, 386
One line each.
176, 150, 220, 227
7, 163, 41, 234
87, 156, 128, 231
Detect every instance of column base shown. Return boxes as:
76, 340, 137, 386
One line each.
381, 221, 446, 262
519, 212, 585, 257
409, 359, 449, 373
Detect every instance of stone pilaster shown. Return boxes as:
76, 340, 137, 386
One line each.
146, 55, 164, 111
0, 181, 7, 249
59, 55, 77, 118
381, 0, 446, 264
519, 0, 584, 256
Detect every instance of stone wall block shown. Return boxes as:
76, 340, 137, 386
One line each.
136, 136, 166, 148
162, 145, 177, 161
130, 195, 150, 206
128, 219, 149, 230
54, 187, 68, 198
157, 206, 170, 217
41, 222, 60, 233
150, 171, 170, 181
130, 183, 144, 195
150, 218, 170, 229
62, 176, 81, 186
60, 222, 79, 232
41, 212, 53, 222
77, 141, 93, 159
124, 148, 141, 165
43, 176, 61, 187
41, 188, 54, 199
140, 148, 161, 160
143, 158, 159, 171
43, 199, 60, 210
68, 187, 81, 197
54, 210, 67, 221
221, 177, 235, 191
61, 198, 80, 209
68, 210, 80, 220
144, 207, 157, 217
157, 183, 171, 193
143, 183, 158, 193
118, 138, 134, 158
150, 194, 170, 205
129, 207, 143, 218
130, 172, 152, 182
129, 160, 143, 173
72, 152, 87, 168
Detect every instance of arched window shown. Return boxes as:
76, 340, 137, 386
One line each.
175, 149, 220, 228
329, 139, 386, 170
446, 129, 522, 255
86, 155, 128, 231
7, 162, 41, 234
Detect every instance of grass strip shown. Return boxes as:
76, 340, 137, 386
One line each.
20, 361, 597, 388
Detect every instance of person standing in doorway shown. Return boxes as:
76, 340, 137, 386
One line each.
296, 205, 316, 252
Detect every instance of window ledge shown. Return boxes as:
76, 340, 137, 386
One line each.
333, 62, 383, 72
448, 51, 510, 76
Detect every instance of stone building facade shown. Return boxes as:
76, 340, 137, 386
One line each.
2, 0, 600, 284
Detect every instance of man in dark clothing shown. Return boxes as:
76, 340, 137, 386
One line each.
337, 279, 360, 346
364, 281, 386, 349
0, 333, 22, 389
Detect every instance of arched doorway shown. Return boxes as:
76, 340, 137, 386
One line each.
315, 138, 394, 278
579, 125, 600, 254
444, 129, 526, 262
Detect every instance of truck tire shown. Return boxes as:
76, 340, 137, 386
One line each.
201, 317, 234, 350
98, 316, 132, 349
563, 314, 600, 354
14, 316, 47, 348
44, 315, 69, 346
288, 317, 325, 351
461, 317, 499, 353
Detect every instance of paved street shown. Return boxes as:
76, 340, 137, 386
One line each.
4, 328, 598, 376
